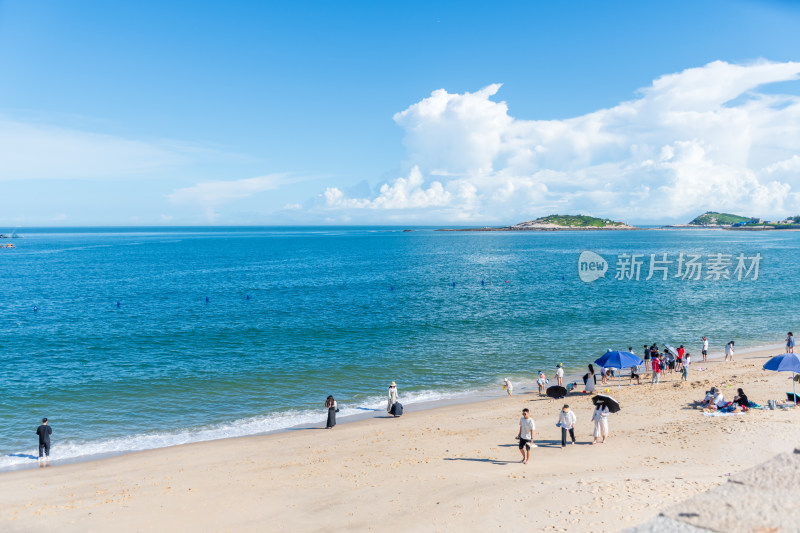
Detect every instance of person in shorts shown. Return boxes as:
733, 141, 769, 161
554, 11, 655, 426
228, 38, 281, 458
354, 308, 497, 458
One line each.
701, 336, 708, 362
517, 408, 535, 464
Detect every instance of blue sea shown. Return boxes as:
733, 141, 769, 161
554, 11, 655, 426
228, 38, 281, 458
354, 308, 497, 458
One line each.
0, 227, 795, 469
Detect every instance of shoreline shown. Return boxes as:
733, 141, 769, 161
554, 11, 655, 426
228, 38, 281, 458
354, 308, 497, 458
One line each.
1, 341, 785, 474
2, 346, 798, 532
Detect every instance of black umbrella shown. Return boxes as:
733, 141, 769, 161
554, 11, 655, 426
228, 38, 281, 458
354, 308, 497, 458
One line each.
546, 385, 568, 399
592, 394, 621, 413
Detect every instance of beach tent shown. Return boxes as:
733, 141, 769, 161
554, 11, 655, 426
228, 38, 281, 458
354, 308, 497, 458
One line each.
594, 350, 644, 389
763, 353, 800, 402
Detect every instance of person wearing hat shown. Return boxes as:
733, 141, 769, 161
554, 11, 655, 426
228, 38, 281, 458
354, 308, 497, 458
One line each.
557, 404, 577, 447
503, 378, 513, 396
36, 418, 52, 463
387, 381, 399, 415
556, 363, 564, 387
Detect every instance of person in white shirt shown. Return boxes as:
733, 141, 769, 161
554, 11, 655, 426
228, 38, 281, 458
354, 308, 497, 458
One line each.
724, 341, 735, 362
517, 408, 535, 464
592, 403, 610, 444
556, 363, 564, 387
682, 354, 691, 381
387, 381, 399, 415
713, 390, 726, 408
503, 378, 513, 396
701, 336, 709, 362
558, 404, 577, 447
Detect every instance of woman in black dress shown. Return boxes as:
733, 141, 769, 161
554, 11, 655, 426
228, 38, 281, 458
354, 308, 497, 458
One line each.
325, 395, 337, 428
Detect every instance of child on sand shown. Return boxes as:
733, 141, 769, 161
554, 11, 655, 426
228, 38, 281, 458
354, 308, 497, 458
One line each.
537, 371, 547, 395
503, 378, 513, 396
556, 363, 564, 386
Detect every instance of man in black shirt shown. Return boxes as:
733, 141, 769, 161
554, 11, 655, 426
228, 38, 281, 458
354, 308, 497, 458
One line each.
36, 418, 52, 462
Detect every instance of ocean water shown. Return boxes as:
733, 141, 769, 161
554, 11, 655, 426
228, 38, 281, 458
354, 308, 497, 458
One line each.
0, 226, 796, 468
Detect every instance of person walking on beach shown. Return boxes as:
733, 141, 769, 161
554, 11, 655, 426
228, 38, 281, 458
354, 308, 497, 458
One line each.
325, 396, 337, 428
556, 363, 564, 387
682, 353, 690, 381
558, 404, 576, 448
787, 332, 795, 353
36, 418, 52, 462
387, 381, 399, 415
591, 403, 609, 444
725, 341, 735, 362
643, 345, 651, 371
651, 355, 661, 384
517, 408, 535, 464
503, 378, 513, 396
701, 336, 709, 362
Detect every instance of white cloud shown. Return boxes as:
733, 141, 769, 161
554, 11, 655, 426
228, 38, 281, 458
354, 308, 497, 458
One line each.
325, 60, 800, 223
167, 174, 286, 221
0, 117, 186, 180
325, 166, 451, 210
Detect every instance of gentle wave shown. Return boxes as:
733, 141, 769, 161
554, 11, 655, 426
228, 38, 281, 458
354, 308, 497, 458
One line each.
0, 386, 491, 470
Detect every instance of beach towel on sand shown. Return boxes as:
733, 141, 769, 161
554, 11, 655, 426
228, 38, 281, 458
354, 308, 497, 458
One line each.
702, 411, 745, 417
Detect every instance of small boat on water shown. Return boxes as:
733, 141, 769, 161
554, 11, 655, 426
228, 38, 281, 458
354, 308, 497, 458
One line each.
0, 229, 21, 239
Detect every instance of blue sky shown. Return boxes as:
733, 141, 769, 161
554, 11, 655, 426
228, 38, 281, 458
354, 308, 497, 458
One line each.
2, 0, 800, 225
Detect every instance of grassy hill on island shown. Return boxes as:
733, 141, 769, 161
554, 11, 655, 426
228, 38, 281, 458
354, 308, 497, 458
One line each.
515, 215, 626, 228
688, 212, 751, 226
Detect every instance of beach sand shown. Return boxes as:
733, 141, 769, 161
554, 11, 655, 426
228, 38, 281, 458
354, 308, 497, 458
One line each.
2, 348, 799, 533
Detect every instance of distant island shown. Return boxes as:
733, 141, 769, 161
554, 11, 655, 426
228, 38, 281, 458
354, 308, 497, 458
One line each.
439, 214, 637, 232
688, 212, 751, 226
667, 211, 800, 230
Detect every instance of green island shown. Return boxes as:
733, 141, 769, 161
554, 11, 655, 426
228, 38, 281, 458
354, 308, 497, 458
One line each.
687, 212, 751, 226
439, 214, 635, 231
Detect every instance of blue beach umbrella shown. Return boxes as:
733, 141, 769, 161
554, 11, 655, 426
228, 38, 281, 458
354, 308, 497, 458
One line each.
763, 353, 800, 401
594, 350, 644, 389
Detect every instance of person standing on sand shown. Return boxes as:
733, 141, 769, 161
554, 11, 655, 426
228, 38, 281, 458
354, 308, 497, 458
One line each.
682, 353, 690, 381
556, 363, 564, 387
651, 355, 661, 384
387, 382, 399, 414
583, 364, 596, 393
537, 371, 547, 395
643, 345, 651, 371
786, 332, 795, 353
36, 418, 52, 462
701, 336, 709, 362
517, 408, 535, 464
503, 378, 513, 396
325, 396, 337, 428
591, 403, 609, 444
725, 341, 735, 362
558, 404, 576, 448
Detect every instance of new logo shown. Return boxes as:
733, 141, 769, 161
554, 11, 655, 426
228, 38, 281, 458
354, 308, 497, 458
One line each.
578, 251, 608, 283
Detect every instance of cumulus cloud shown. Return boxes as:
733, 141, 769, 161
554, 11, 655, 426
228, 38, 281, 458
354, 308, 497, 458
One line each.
167, 174, 287, 221
325, 60, 800, 223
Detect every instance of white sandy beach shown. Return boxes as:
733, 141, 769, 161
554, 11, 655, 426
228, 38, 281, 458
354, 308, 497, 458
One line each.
2, 347, 799, 533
